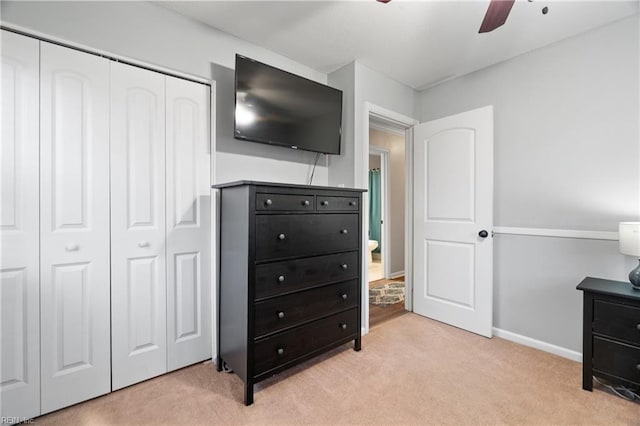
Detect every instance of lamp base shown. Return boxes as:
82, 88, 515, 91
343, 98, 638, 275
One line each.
630, 259, 640, 290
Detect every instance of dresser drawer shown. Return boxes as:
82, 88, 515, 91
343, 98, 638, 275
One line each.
254, 279, 358, 337
254, 308, 359, 376
256, 193, 313, 211
316, 195, 359, 211
593, 336, 640, 385
593, 300, 640, 345
254, 251, 358, 300
255, 214, 358, 261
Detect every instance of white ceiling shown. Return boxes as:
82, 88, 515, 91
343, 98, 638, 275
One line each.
157, 0, 639, 90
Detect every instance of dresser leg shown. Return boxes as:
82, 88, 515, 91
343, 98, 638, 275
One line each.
244, 382, 254, 406
582, 293, 593, 391
354, 337, 361, 352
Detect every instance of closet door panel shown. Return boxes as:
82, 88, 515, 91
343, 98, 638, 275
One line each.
40, 42, 111, 414
166, 77, 211, 370
0, 31, 40, 421
110, 62, 167, 390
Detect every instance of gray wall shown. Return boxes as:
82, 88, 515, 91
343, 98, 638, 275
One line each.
328, 61, 418, 188
369, 155, 381, 170
419, 16, 640, 353
327, 62, 356, 188
1, 1, 330, 186
369, 128, 406, 276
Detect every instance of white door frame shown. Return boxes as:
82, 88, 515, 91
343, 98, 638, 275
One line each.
361, 102, 418, 334
368, 146, 390, 280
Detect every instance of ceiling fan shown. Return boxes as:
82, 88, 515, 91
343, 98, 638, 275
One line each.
478, 0, 516, 33
375, 0, 520, 34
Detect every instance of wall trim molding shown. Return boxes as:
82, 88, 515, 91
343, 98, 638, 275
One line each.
493, 226, 618, 241
390, 270, 405, 279
492, 327, 582, 363
369, 120, 406, 137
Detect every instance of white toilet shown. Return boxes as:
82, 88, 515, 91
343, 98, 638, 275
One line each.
368, 240, 378, 263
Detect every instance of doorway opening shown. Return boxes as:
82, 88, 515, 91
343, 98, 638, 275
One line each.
366, 111, 415, 329
368, 146, 388, 282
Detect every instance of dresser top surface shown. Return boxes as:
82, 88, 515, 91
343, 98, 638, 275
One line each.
577, 277, 640, 301
212, 180, 366, 193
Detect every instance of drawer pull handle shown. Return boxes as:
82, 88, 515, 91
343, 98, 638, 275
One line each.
277, 311, 285, 319
265, 199, 273, 206
341, 263, 348, 270
637, 324, 640, 332
302, 200, 310, 206
341, 294, 348, 300
278, 233, 286, 240
637, 364, 640, 372
321, 200, 329, 206
65, 243, 79, 252
349, 201, 356, 206
277, 348, 284, 356
340, 229, 348, 235
340, 323, 347, 330
137, 240, 149, 248
277, 275, 285, 283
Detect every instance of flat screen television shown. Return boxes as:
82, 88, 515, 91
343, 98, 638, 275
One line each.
234, 54, 343, 155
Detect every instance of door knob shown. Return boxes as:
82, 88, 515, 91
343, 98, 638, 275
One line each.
478, 230, 489, 238
278, 233, 286, 240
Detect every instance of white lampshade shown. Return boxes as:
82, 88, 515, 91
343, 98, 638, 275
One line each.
619, 222, 640, 257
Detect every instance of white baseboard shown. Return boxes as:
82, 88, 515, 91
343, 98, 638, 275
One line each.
390, 270, 405, 279
492, 327, 582, 363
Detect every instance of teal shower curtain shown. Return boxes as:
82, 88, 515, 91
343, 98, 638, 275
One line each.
369, 169, 381, 253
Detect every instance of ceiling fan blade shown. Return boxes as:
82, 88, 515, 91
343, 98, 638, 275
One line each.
479, 0, 515, 33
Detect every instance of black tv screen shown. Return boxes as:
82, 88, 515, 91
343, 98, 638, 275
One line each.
234, 54, 342, 155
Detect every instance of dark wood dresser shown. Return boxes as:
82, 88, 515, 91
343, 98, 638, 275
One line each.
577, 277, 640, 392
213, 181, 365, 405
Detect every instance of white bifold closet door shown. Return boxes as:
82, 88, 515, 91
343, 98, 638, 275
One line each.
110, 62, 167, 390
0, 31, 41, 420
39, 42, 111, 413
165, 77, 211, 370
110, 66, 211, 389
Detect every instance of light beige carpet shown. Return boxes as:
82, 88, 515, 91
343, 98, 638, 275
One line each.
35, 314, 639, 425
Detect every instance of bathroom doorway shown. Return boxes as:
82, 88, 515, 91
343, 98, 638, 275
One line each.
368, 118, 408, 327
368, 147, 388, 282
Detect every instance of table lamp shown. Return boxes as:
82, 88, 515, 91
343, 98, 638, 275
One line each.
619, 222, 640, 290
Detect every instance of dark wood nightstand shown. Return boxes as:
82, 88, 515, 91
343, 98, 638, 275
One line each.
577, 277, 640, 391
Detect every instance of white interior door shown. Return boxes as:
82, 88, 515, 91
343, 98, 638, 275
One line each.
412, 106, 494, 337
165, 76, 211, 370
110, 62, 167, 390
0, 30, 40, 420
40, 42, 111, 413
